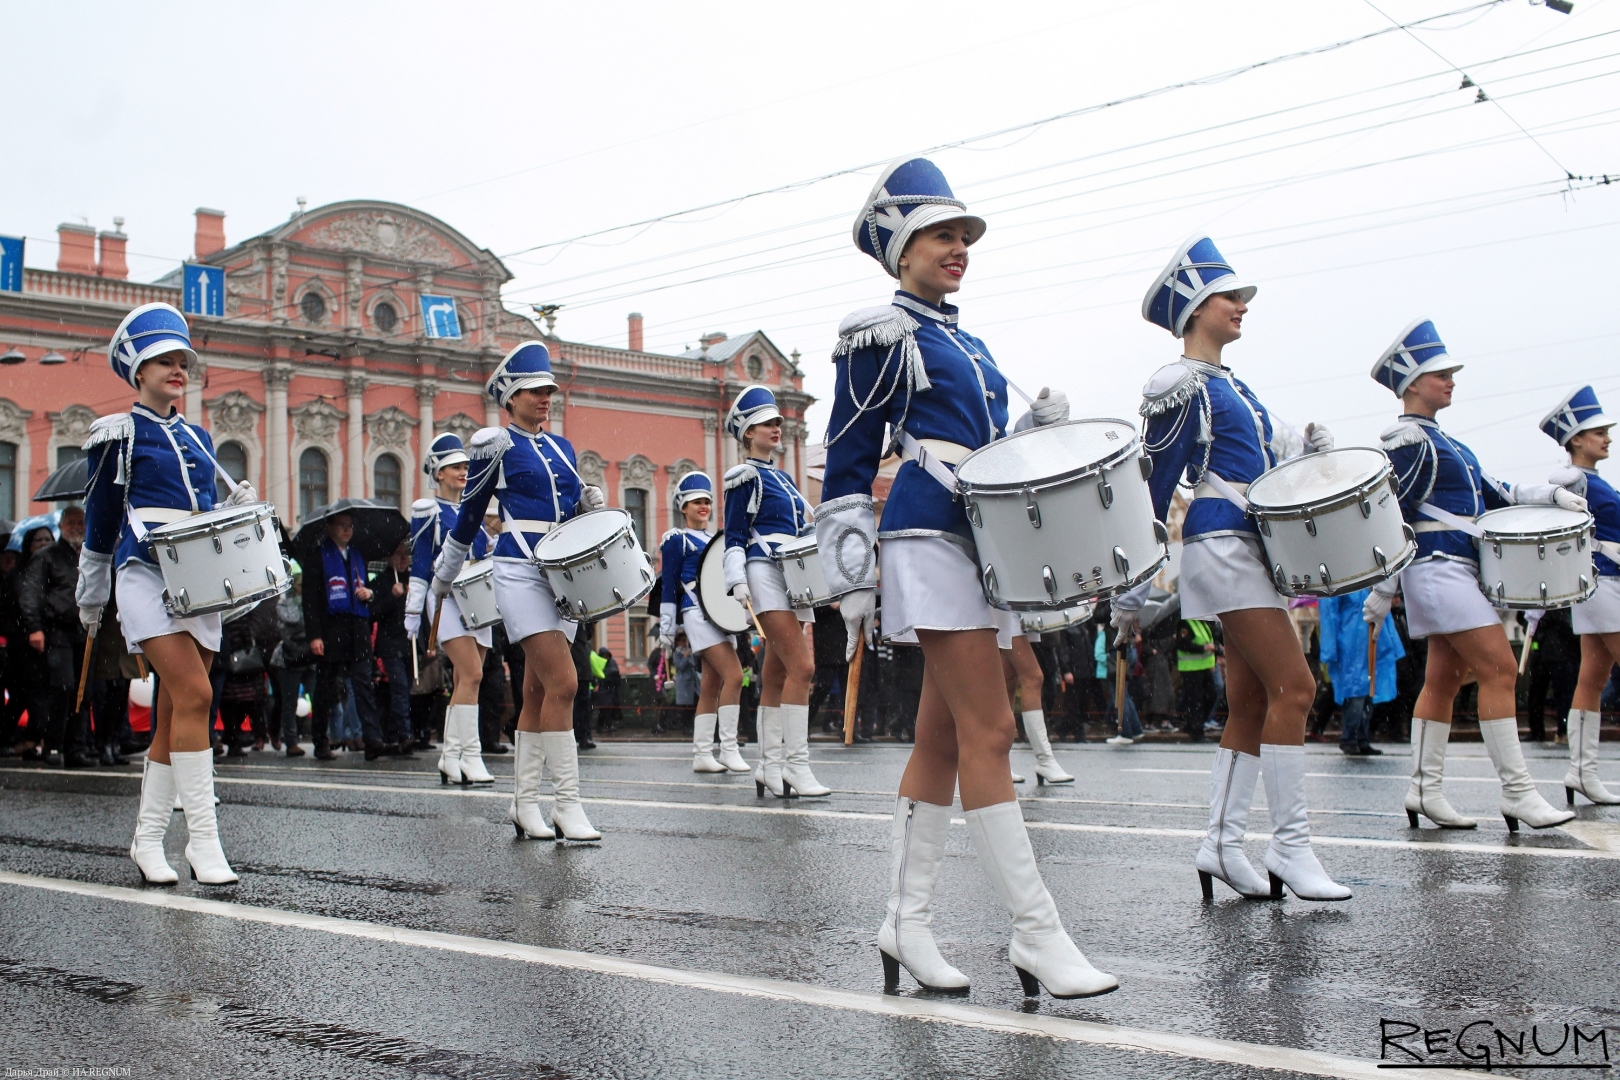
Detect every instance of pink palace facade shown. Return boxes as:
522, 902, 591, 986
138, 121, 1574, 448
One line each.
0, 201, 813, 670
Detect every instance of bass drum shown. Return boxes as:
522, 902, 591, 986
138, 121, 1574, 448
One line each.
697, 535, 751, 634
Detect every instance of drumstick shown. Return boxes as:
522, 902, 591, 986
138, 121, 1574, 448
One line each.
1367, 622, 1380, 701
1114, 646, 1127, 729
74, 634, 95, 711
427, 594, 445, 653
742, 595, 767, 641
410, 634, 420, 683
843, 637, 865, 747
136, 655, 148, 681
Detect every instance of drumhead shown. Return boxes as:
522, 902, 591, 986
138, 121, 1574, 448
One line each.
697, 535, 751, 634
776, 534, 817, 559
955, 419, 1138, 491
148, 501, 272, 540
534, 509, 631, 562
1478, 505, 1590, 538
1247, 448, 1387, 510
454, 558, 494, 584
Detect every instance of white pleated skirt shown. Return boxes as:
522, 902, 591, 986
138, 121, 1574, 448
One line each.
1573, 576, 1620, 635
437, 592, 494, 649
745, 559, 812, 623
880, 535, 1011, 648
1401, 557, 1500, 639
681, 604, 733, 653
1179, 534, 1288, 620
116, 560, 223, 654
492, 560, 578, 643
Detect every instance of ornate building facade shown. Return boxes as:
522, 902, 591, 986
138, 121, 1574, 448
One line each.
0, 200, 812, 669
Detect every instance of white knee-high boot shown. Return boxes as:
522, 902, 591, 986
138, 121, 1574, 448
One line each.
540, 731, 600, 840
436, 706, 463, 785
509, 731, 555, 840
130, 759, 179, 885
1261, 744, 1350, 901
1479, 717, 1575, 830
1404, 719, 1476, 828
965, 800, 1117, 999
1565, 709, 1620, 805
692, 713, 724, 773
877, 798, 969, 992
1194, 748, 1269, 899
781, 704, 830, 797
754, 706, 788, 797
454, 704, 494, 784
1023, 710, 1073, 785
716, 704, 749, 773
170, 750, 238, 885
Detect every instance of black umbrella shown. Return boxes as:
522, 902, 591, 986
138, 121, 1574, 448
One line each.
292, 498, 409, 562
32, 456, 90, 502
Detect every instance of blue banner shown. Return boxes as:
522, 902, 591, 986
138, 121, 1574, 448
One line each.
420, 294, 462, 339
0, 236, 23, 293
183, 263, 225, 316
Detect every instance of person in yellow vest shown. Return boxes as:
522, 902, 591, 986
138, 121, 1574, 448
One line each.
1176, 619, 1218, 743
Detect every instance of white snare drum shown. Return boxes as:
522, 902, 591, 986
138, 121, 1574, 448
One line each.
533, 509, 656, 621
1020, 603, 1095, 637
955, 419, 1168, 611
773, 534, 831, 609
1475, 505, 1597, 610
451, 559, 502, 629
697, 536, 751, 634
149, 502, 290, 617
1247, 447, 1416, 597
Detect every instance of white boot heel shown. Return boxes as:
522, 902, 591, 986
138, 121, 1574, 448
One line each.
1023, 710, 1074, 785
171, 750, 238, 885
509, 732, 554, 840
876, 798, 969, 993
130, 759, 179, 885
1480, 717, 1575, 830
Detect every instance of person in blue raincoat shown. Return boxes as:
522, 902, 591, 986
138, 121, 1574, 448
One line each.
1318, 589, 1404, 757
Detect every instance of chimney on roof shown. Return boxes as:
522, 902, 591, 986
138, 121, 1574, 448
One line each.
628, 312, 644, 352
195, 208, 226, 260
56, 223, 96, 275
97, 219, 128, 280
700, 332, 727, 349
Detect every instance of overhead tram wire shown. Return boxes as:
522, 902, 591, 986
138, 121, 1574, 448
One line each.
494, 0, 1516, 263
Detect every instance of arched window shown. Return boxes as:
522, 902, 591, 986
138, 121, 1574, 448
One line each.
0, 441, 14, 518
373, 453, 402, 508
215, 440, 248, 503
623, 487, 647, 550
298, 448, 329, 521
300, 291, 327, 323
372, 302, 397, 333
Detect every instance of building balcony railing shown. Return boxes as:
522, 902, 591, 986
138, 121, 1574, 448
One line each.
555, 341, 707, 380
24, 268, 180, 308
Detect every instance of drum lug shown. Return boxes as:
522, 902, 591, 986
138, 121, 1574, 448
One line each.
1096, 480, 1113, 510
576, 599, 589, 616
177, 588, 190, 613
1402, 524, 1415, 543
1359, 498, 1372, 519
166, 545, 178, 564
1304, 518, 1317, 538
612, 588, 626, 606
1492, 539, 1502, 559
1580, 574, 1592, 596
599, 556, 610, 571
1139, 456, 1153, 481
1373, 545, 1388, 571
1113, 546, 1129, 576
1153, 520, 1169, 545
1257, 516, 1270, 538
1537, 539, 1547, 561
1025, 491, 1041, 529
1273, 564, 1288, 592
1042, 565, 1059, 601
212, 536, 223, 554
223, 578, 235, 601
563, 568, 574, 581
982, 564, 999, 603
1495, 581, 1505, 604
254, 521, 265, 541
1540, 581, 1548, 604
1578, 532, 1588, 551
966, 502, 982, 529
265, 566, 277, 586
1318, 563, 1331, 589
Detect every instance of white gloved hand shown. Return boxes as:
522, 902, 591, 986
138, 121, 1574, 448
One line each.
579, 485, 606, 512
404, 611, 421, 639
1362, 588, 1394, 625
1030, 387, 1070, 426
730, 581, 752, 605
658, 633, 675, 654
1553, 487, 1589, 514
80, 605, 102, 637
1305, 423, 1335, 454
839, 588, 876, 662
1110, 605, 1140, 650
224, 481, 259, 507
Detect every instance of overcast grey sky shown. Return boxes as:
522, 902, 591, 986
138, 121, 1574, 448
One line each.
6, 0, 1618, 481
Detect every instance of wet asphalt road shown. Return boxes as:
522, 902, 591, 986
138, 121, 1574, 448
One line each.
0, 736, 1616, 1079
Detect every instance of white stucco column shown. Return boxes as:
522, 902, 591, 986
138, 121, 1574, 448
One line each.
346, 373, 366, 499
264, 364, 292, 522
415, 380, 437, 508
702, 415, 718, 487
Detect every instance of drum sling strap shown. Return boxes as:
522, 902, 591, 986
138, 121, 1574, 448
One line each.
125, 421, 245, 543
1415, 503, 1485, 539
896, 429, 968, 492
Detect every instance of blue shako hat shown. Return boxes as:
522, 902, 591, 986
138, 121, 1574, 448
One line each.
486, 341, 557, 407
853, 157, 985, 279
109, 302, 197, 388
726, 384, 782, 443
1142, 236, 1256, 339
1371, 318, 1462, 396
1541, 385, 1613, 446
423, 432, 470, 477
672, 471, 713, 510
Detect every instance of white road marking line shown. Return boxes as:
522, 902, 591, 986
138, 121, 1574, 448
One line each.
1558, 819, 1620, 852
0, 869, 1470, 1080
1119, 768, 1593, 784
6, 769, 1612, 862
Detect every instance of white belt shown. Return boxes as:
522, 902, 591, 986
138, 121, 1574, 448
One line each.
898, 431, 971, 491
132, 507, 196, 525
751, 531, 796, 549
1194, 474, 1250, 512
1416, 503, 1484, 538
502, 519, 556, 536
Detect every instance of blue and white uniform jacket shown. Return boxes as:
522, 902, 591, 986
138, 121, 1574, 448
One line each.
82, 404, 220, 571
1550, 466, 1619, 578
722, 457, 812, 590
1382, 415, 1512, 567
815, 292, 1009, 597
407, 497, 490, 616
659, 527, 712, 635
1140, 359, 1305, 545
450, 424, 583, 562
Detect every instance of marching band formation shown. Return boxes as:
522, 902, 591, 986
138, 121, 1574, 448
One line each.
75, 154, 1615, 1001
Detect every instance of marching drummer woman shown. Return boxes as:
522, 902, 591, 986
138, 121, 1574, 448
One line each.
1543, 386, 1620, 806
658, 472, 748, 774
819, 157, 1113, 999
431, 342, 607, 841
1118, 236, 1348, 902
79, 303, 258, 885
406, 433, 491, 787
1364, 321, 1580, 832
723, 385, 827, 799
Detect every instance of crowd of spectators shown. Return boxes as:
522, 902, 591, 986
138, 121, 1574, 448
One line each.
2, 505, 1616, 765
